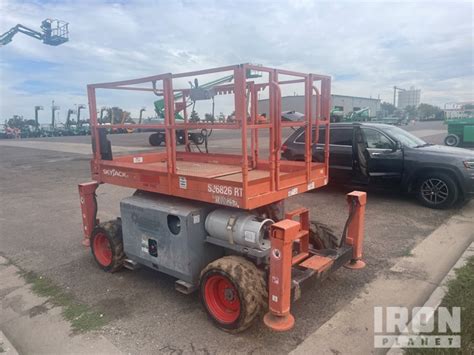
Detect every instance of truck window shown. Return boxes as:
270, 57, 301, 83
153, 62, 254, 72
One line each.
294, 128, 325, 144
329, 128, 353, 146
362, 128, 393, 149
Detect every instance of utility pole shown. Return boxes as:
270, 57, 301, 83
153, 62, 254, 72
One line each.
34, 105, 43, 130
51, 100, 60, 128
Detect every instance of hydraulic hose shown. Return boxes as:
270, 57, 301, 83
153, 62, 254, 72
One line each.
339, 198, 358, 248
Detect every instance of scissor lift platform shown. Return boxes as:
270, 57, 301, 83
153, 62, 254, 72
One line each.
87, 64, 331, 210
96, 151, 327, 210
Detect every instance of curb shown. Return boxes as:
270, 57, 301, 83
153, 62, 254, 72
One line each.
387, 241, 474, 355
0, 256, 123, 355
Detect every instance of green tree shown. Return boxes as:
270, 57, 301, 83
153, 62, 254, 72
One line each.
189, 110, 200, 122
380, 102, 396, 116
204, 113, 215, 123
417, 103, 442, 121
218, 112, 225, 122
404, 105, 417, 120
7, 115, 26, 129
227, 110, 236, 123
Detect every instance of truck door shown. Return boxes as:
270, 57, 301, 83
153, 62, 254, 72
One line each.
327, 127, 354, 180
361, 127, 403, 183
313, 127, 353, 180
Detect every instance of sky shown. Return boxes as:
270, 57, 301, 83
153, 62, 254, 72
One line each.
0, 0, 473, 123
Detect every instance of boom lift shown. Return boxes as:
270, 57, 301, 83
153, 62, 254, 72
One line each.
78, 64, 367, 332
0, 19, 69, 46
343, 107, 371, 122
34, 105, 43, 132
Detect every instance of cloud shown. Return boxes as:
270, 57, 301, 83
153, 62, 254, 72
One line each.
0, 0, 472, 122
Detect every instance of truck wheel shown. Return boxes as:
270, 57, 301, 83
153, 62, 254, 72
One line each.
148, 133, 163, 146
444, 134, 460, 147
176, 131, 186, 144
416, 173, 459, 209
190, 132, 205, 145
200, 256, 266, 333
309, 221, 339, 249
90, 220, 125, 272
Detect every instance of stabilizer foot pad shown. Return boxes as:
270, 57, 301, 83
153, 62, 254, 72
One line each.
263, 312, 295, 331
344, 259, 366, 269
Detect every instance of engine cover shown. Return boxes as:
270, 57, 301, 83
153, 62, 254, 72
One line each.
120, 192, 223, 284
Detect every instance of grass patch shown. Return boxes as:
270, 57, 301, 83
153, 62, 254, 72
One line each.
401, 247, 414, 257
18, 270, 107, 333
405, 256, 474, 354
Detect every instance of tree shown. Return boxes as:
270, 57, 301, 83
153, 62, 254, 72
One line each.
204, 113, 215, 123
404, 105, 417, 120
227, 110, 236, 123
7, 115, 27, 129
189, 110, 200, 122
380, 102, 396, 116
416, 103, 442, 121
218, 112, 225, 122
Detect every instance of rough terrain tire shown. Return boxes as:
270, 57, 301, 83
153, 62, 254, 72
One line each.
90, 220, 125, 273
309, 220, 339, 249
200, 256, 267, 333
416, 173, 459, 209
444, 134, 460, 147
148, 133, 163, 146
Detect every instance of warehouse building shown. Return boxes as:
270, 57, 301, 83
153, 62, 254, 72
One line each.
258, 94, 381, 118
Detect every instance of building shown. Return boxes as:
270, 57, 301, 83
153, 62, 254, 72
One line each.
397, 88, 421, 109
258, 94, 381, 117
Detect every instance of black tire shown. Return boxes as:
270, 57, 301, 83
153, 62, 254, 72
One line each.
200, 256, 267, 333
176, 131, 186, 144
90, 220, 125, 272
309, 220, 339, 249
190, 132, 205, 145
444, 134, 460, 147
148, 132, 163, 146
416, 173, 459, 209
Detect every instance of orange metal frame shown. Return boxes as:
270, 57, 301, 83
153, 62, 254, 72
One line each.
86, 64, 331, 210
78, 181, 99, 247
264, 192, 367, 331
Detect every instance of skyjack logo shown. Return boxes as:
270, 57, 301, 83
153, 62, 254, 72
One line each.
102, 168, 128, 178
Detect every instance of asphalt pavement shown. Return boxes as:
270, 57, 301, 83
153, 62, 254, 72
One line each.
0, 120, 471, 354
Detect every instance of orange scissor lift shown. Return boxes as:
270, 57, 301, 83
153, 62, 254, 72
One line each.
79, 64, 366, 332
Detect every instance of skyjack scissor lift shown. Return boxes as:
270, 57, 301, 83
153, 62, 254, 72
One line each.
79, 64, 367, 332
